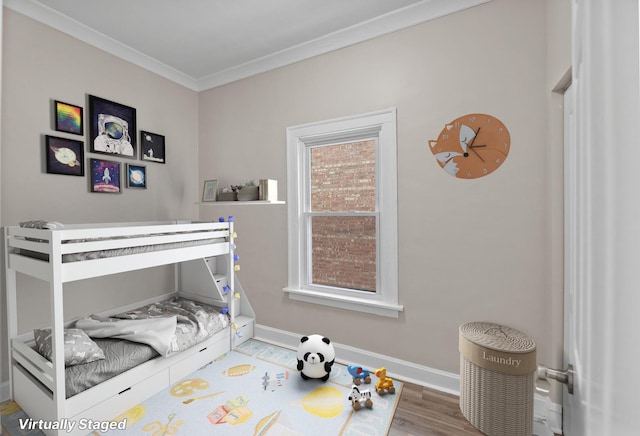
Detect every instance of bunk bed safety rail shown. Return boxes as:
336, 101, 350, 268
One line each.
59, 230, 227, 255
5, 221, 232, 282
6, 235, 53, 257
52, 221, 230, 240
6, 231, 230, 261
6, 222, 230, 260
11, 338, 55, 392
6, 221, 229, 247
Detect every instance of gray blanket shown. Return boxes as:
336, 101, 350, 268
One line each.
64, 338, 158, 398
65, 297, 228, 398
76, 316, 177, 357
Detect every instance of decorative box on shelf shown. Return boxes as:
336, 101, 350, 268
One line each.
237, 185, 259, 201
217, 192, 237, 201
259, 179, 278, 202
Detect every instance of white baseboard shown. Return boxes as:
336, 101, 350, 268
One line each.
255, 323, 563, 436
533, 394, 563, 436
254, 324, 460, 394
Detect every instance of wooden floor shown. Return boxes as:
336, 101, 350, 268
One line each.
389, 382, 484, 436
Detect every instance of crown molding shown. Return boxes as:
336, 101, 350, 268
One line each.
4, 0, 490, 92
196, 0, 490, 91
3, 0, 200, 91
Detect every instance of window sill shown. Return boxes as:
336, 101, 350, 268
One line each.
283, 287, 403, 318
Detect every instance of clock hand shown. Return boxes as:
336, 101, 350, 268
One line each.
466, 127, 480, 148
459, 125, 478, 152
468, 144, 486, 148
469, 146, 485, 162
464, 127, 485, 161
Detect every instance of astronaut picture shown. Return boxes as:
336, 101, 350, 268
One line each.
141, 131, 166, 163
94, 114, 134, 156
89, 95, 137, 158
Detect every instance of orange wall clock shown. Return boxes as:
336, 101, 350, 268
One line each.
429, 113, 510, 179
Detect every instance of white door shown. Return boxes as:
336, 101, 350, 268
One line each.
564, 1, 640, 435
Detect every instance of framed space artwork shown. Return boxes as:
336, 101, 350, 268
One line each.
90, 158, 121, 193
88, 95, 137, 158
45, 135, 84, 176
140, 131, 165, 163
127, 164, 147, 189
54, 100, 83, 135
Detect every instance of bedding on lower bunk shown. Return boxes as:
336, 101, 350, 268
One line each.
65, 338, 158, 398
31, 297, 229, 398
79, 297, 229, 356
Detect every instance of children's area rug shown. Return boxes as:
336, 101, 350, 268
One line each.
1, 339, 402, 435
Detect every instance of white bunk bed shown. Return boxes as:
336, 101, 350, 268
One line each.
4, 220, 255, 436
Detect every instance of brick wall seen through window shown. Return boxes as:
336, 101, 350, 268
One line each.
310, 140, 376, 292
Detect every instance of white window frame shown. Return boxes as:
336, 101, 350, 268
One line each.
284, 108, 402, 318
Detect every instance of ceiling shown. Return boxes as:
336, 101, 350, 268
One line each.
5, 0, 489, 91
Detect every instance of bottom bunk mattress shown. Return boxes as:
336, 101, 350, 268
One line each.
33, 297, 229, 398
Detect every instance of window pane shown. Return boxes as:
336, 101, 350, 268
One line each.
311, 216, 376, 292
310, 140, 376, 212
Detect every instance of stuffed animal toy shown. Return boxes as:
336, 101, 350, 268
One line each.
296, 334, 335, 381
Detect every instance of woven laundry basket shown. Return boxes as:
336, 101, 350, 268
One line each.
459, 322, 536, 436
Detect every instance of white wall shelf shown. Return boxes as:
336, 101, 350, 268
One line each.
196, 201, 285, 205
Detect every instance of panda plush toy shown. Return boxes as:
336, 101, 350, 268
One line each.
296, 334, 335, 381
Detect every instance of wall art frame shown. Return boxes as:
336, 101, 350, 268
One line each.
127, 163, 147, 189
140, 131, 166, 163
88, 95, 137, 158
90, 158, 121, 193
45, 135, 85, 176
54, 100, 83, 135
202, 179, 219, 202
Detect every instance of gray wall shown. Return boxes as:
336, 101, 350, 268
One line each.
1, 9, 199, 381
197, 0, 568, 380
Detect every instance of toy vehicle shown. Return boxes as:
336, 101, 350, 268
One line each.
348, 385, 373, 410
347, 365, 372, 385
374, 367, 396, 396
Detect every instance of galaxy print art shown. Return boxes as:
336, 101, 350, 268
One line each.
127, 164, 146, 189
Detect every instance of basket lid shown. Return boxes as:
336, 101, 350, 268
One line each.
460, 321, 536, 353
459, 322, 536, 375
